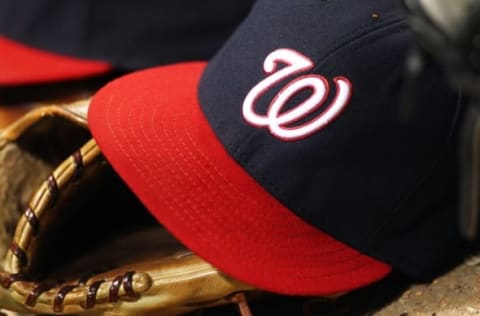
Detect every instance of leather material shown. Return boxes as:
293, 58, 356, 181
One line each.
0, 102, 255, 315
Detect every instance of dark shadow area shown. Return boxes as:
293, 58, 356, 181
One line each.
0, 71, 124, 104
191, 272, 414, 316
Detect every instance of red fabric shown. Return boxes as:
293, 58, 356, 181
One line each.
88, 62, 391, 295
0, 36, 111, 86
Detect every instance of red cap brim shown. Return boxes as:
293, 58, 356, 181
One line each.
0, 36, 112, 86
88, 62, 391, 296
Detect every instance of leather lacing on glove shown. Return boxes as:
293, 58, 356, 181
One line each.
0, 103, 255, 316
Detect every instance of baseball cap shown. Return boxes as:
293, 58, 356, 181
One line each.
88, 0, 469, 295
0, 0, 254, 86
0, 36, 112, 86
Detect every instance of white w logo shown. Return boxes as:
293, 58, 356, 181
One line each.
242, 48, 352, 141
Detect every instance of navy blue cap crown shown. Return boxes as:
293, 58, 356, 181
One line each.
199, 0, 468, 280
0, 0, 254, 69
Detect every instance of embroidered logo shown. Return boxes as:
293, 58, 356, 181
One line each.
242, 48, 352, 141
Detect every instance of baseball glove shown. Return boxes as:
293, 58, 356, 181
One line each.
0, 101, 255, 316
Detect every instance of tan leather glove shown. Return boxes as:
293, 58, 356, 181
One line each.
0, 101, 255, 316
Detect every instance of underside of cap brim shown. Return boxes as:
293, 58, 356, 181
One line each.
88, 62, 391, 296
0, 36, 112, 86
